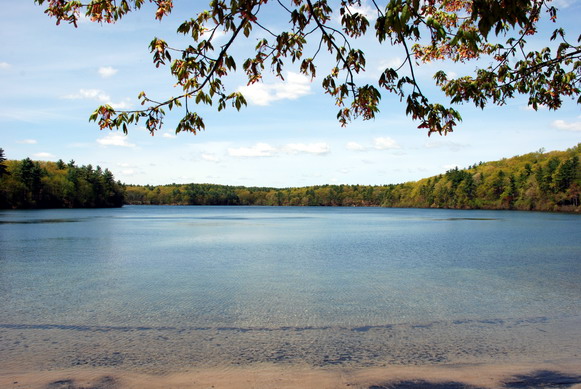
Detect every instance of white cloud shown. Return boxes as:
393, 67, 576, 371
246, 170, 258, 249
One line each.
97, 133, 136, 147
201, 27, 226, 41
98, 66, 118, 78
162, 133, 176, 138
552, 119, 581, 132
239, 85, 271, 106
111, 99, 132, 109
336, 0, 377, 23
424, 140, 468, 152
346, 141, 367, 151
228, 143, 276, 158
63, 89, 132, 109
238, 72, 311, 106
0, 62, 11, 70
373, 137, 400, 150
227, 141, 331, 158
201, 153, 220, 162
109, 100, 132, 110
17, 139, 38, 144
64, 89, 110, 103
346, 138, 400, 152
378, 57, 404, 70
283, 142, 330, 155
33, 152, 55, 159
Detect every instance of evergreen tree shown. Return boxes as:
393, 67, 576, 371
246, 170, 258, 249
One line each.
0, 148, 9, 178
554, 155, 579, 193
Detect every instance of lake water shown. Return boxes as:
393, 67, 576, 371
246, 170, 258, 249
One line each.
1, 206, 580, 373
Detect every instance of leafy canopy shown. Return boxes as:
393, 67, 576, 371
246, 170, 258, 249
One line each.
35, 0, 580, 136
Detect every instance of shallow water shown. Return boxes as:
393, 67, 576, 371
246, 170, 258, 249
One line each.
1, 206, 580, 372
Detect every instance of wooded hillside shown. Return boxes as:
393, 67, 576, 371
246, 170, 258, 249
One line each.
1, 144, 579, 211
124, 144, 580, 212
0, 157, 124, 209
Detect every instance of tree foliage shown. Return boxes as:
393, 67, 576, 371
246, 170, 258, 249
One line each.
124, 143, 581, 212
0, 157, 125, 209
0, 148, 9, 178
35, 0, 580, 136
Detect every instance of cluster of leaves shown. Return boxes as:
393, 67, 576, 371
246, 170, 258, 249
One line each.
125, 143, 581, 212
36, 0, 580, 136
38, 0, 172, 26
0, 156, 125, 209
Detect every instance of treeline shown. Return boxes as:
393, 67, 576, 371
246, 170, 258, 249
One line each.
2, 144, 579, 211
382, 146, 580, 212
0, 154, 124, 209
125, 144, 580, 212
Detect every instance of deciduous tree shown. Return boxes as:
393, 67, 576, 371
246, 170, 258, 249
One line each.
35, 0, 580, 135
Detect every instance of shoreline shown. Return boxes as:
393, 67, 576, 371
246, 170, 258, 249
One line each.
3, 360, 581, 389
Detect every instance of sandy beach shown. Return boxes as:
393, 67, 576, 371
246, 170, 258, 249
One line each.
3, 360, 581, 389
2, 314, 581, 388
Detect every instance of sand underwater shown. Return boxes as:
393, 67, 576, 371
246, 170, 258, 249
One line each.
2, 315, 581, 388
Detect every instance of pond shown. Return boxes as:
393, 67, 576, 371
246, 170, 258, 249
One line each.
1, 206, 580, 373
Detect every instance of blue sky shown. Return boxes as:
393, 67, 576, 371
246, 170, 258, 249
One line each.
1, 1, 579, 187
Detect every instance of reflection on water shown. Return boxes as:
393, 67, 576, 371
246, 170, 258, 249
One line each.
0, 218, 84, 224
0, 206, 580, 372
431, 217, 499, 221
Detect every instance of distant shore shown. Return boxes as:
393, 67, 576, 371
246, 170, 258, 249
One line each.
2, 143, 579, 212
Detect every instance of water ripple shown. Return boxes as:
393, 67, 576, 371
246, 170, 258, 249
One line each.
0, 315, 553, 334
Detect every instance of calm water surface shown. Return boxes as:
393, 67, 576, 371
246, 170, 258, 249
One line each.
1, 206, 580, 371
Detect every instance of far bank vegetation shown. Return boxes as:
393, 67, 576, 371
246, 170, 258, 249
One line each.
124, 144, 580, 212
0, 156, 124, 209
1, 144, 579, 211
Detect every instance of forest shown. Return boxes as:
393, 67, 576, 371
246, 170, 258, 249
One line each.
1, 144, 579, 211
123, 144, 580, 212
0, 153, 124, 209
